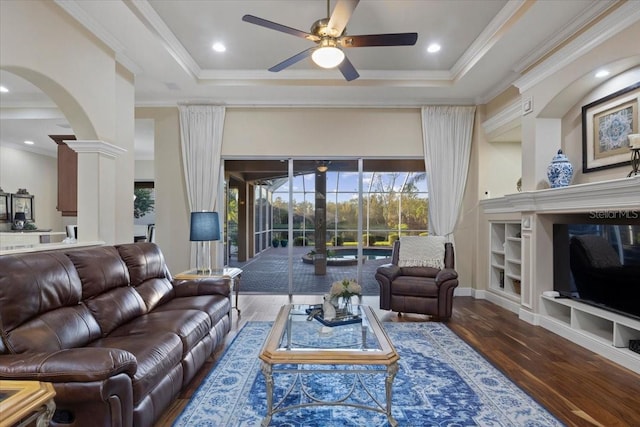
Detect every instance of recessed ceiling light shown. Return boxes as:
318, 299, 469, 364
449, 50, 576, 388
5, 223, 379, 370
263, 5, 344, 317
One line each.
212, 42, 226, 52
595, 69, 610, 78
427, 43, 441, 53
24, 140, 35, 145
0, 86, 8, 93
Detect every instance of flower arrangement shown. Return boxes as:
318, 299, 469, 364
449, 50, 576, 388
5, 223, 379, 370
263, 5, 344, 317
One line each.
329, 279, 361, 302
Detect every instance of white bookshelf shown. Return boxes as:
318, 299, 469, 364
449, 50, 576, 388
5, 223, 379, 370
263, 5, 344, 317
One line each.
489, 221, 522, 301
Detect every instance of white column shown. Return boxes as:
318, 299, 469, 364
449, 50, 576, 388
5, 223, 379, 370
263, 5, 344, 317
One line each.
67, 140, 127, 245
522, 117, 564, 190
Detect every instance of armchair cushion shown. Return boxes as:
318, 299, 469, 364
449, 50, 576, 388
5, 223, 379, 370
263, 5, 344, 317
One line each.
398, 236, 446, 268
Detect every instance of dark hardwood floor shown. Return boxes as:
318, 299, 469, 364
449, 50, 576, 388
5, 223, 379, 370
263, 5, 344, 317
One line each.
156, 295, 640, 426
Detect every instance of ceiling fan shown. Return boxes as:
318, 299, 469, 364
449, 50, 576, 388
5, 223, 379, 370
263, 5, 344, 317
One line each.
242, 0, 418, 81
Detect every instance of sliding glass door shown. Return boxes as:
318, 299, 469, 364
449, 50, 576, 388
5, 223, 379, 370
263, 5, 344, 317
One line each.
224, 158, 427, 296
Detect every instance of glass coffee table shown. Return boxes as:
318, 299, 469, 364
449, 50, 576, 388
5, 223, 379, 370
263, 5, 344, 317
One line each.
259, 304, 400, 426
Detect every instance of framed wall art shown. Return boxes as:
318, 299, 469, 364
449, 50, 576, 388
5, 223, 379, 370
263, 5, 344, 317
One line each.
582, 82, 640, 173
10, 193, 34, 221
0, 193, 9, 222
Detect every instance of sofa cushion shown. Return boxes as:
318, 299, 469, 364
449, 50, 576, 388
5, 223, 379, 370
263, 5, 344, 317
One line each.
66, 246, 131, 298
391, 276, 439, 298
108, 309, 211, 356
3, 305, 102, 354
66, 246, 146, 336
152, 295, 230, 327
88, 331, 183, 404
0, 252, 102, 353
0, 252, 82, 331
117, 243, 175, 311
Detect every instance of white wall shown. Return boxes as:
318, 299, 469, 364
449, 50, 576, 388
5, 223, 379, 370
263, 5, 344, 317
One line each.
0, 146, 61, 232
1, 0, 135, 244
136, 107, 188, 273
223, 108, 423, 157
481, 141, 522, 198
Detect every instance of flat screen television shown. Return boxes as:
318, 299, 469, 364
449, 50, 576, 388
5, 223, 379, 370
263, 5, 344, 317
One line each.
553, 222, 640, 320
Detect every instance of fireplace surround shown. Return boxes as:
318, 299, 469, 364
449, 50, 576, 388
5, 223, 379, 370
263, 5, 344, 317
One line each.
481, 175, 640, 374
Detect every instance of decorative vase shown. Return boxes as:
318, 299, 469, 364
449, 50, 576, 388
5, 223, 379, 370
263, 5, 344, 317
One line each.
332, 296, 353, 317
547, 149, 573, 188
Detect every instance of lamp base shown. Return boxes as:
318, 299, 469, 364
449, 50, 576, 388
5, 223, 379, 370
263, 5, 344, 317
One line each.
628, 148, 640, 177
195, 241, 212, 275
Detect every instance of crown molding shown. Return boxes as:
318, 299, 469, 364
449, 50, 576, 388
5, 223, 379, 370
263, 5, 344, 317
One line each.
513, 0, 616, 74
134, 97, 476, 108
54, 0, 142, 75
67, 140, 127, 158
482, 99, 521, 136
514, 2, 640, 93
197, 69, 453, 86
476, 74, 518, 105
125, 0, 201, 79
450, 0, 530, 81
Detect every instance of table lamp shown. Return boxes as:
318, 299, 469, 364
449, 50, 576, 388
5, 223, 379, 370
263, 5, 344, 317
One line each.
628, 134, 640, 177
13, 212, 26, 230
190, 211, 220, 274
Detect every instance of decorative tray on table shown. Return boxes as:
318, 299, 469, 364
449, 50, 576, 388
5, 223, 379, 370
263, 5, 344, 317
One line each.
305, 304, 362, 327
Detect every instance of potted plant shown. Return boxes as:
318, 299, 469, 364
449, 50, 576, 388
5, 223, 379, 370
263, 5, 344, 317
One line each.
271, 237, 280, 247
280, 239, 288, 247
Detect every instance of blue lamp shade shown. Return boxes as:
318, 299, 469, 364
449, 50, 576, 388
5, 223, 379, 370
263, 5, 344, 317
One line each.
190, 211, 220, 241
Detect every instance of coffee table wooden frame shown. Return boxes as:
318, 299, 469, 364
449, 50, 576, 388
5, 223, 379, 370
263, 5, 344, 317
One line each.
259, 304, 400, 426
0, 380, 56, 427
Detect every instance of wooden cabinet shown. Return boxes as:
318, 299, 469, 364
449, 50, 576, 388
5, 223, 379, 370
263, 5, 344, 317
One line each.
489, 221, 522, 300
49, 135, 77, 216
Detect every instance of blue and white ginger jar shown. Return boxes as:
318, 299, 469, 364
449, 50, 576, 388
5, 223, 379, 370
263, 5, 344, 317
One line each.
547, 149, 573, 188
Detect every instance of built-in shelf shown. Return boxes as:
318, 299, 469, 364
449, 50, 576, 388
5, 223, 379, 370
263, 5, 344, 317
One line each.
539, 295, 640, 374
489, 221, 522, 300
482, 177, 639, 374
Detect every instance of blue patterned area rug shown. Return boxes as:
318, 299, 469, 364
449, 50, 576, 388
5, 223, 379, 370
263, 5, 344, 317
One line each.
174, 322, 561, 427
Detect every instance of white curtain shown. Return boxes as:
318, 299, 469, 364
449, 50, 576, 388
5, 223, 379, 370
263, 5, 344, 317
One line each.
421, 106, 476, 241
179, 105, 226, 266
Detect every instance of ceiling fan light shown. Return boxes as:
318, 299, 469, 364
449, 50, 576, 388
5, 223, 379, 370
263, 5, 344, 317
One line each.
312, 46, 345, 69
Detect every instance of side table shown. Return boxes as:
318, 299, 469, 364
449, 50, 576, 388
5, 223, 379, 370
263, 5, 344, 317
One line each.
0, 380, 56, 427
173, 267, 242, 315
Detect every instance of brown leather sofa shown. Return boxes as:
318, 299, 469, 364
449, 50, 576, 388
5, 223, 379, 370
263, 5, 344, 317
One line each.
0, 243, 231, 427
375, 240, 458, 320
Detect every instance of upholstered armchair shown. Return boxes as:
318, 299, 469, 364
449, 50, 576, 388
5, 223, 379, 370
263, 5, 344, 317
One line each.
375, 237, 458, 320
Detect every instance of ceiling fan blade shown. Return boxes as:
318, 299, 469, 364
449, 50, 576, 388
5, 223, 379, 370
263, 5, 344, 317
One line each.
338, 56, 359, 81
268, 47, 316, 72
327, 0, 359, 37
242, 14, 319, 41
340, 33, 418, 47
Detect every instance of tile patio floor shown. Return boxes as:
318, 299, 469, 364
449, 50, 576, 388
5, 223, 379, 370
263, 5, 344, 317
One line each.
228, 246, 389, 295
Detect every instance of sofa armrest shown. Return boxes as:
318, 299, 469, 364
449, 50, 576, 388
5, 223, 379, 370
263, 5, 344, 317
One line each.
172, 277, 231, 298
0, 348, 137, 382
375, 264, 401, 281
435, 268, 458, 286
375, 264, 401, 311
